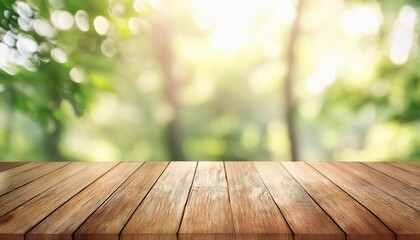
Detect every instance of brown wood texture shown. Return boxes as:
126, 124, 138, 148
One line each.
310, 162, 420, 240
0, 162, 91, 216
0, 161, 419, 240
282, 162, 394, 240
333, 162, 420, 211
121, 162, 197, 240
27, 162, 142, 240
225, 162, 292, 240
364, 162, 420, 189
254, 162, 344, 240
0, 163, 27, 172
179, 162, 234, 240
388, 162, 420, 176
0, 162, 45, 182
75, 162, 169, 240
405, 162, 420, 168
0, 162, 68, 195
0, 162, 116, 240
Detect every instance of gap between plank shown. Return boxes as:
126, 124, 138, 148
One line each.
71, 162, 145, 238
23, 162, 122, 238
251, 162, 294, 236
0, 162, 84, 216
118, 161, 171, 239
385, 162, 420, 177
305, 162, 397, 239
222, 161, 235, 235
332, 162, 419, 212
362, 163, 420, 190
0, 162, 70, 198
176, 162, 199, 237
277, 161, 348, 240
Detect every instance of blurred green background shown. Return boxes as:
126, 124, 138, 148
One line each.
0, 0, 419, 162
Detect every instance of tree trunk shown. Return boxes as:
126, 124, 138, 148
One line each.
44, 115, 66, 161
152, 16, 186, 161
283, 0, 305, 161
44, 88, 67, 162
1, 90, 15, 158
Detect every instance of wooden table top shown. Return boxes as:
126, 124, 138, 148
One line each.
0, 161, 419, 240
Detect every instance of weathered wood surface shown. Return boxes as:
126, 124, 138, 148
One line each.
178, 162, 234, 240
0, 163, 27, 172
283, 162, 394, 240
0, 161, 419, 240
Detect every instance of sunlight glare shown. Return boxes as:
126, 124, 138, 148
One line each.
0, 43, 11, 66
340, 3, 383, 36
101, 40, 117, 57
16, 35, 38, 55
33, 19, 56, 38
51, 10, 74, 30
18, 17, 31, 31
94, 16, 110, 36
51, 48, 67, 63
305, 66, 336, 94
3, 31, 16, 47
69, 66, 85, 83
129, 17, 148, 35
389, 6, 417, 65
13, 1, 33, 18
193, 0, 295, 54
133, 0, 147, 13
75, 10, 90, 32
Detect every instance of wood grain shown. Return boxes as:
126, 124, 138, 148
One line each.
283, 162, 394, 240
310, 162, 420, 240
333, 162, 420, 211
0, 163, 116, 240
27, 162, 142, 240
0, 162, 90, 216
225, 162, 292, 240
388, 162, 420, 176
179, 162, 234, 240
0, 161, 418, 240
121, 162, 197, 240
254, 162, 344, 240
0, 162, 68, 195
0, 162, 45, 182
405, 162, 420, 168
0, 163, 27, 172
364, 162, 420, 190
75, 162, 169, 240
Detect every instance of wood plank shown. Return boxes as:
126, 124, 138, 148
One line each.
364, 162, 420, 190
27, 162, 142, 240
0, 163, 91, 216
75, 162, 169, 240
0, 162, 68, 195
282, 162, 394, 240
179, 162, 234, 240
310, 162, 420, 240
121, 162, 197, 240
254, 162, 344, 240
0, 162, 117, 240
333, 162, 420, 211
0, 162, 45, 181
405, 162, 420, 168
0, 163, 27, 172
225, 162, 292, 240
388, 162, 420, 176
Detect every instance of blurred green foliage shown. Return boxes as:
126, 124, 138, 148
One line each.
0, 0, 419, 161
